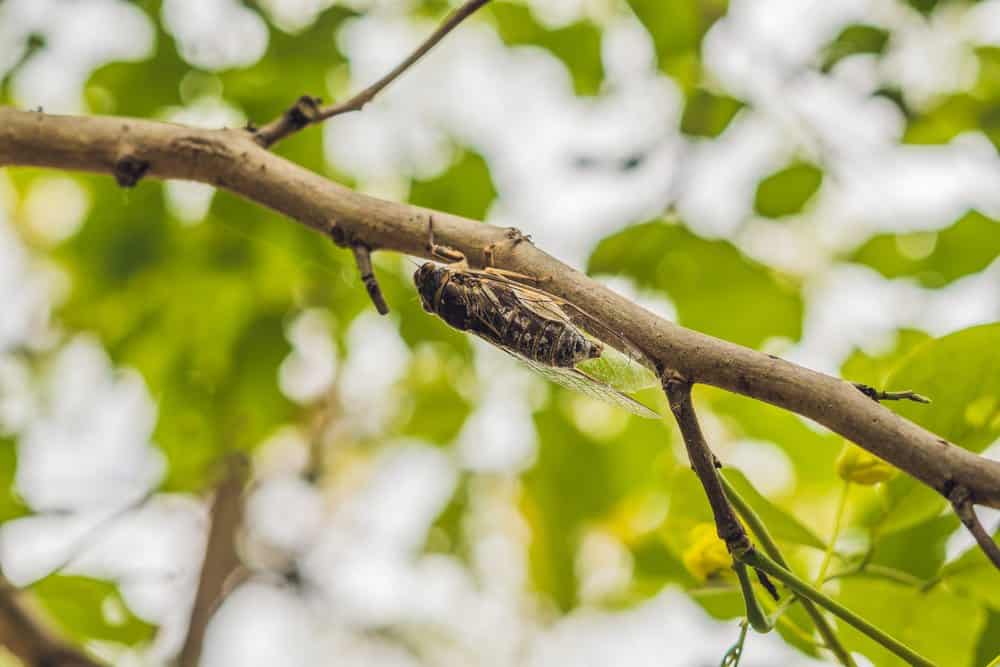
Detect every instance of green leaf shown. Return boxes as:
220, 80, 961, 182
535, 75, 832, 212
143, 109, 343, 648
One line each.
840, 329, 932, 388
885, 322, 1000, 453
975, 609, 1000, 667
627, 0, 727, 90
849, 211, 1000, 288
822, 24, 889, 71
588, 220, 803, 348
859, 474, 947, 536
868, 514, 958, 579
704, 387, 843, 490
680, 88, 744, 138
936, 529, 1000, 610
490, 3, 604, 96
32, 575, 155, 646
753, 162, 823, 218
409, 150, 497, 221
720, 469, 825, 550
0, 438, 28, 523
835, 578, 983, 667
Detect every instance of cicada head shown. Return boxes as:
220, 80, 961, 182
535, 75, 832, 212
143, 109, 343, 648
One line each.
413, 262, 445, 313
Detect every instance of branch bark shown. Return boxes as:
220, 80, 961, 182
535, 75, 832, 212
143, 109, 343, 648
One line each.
0, 577, 102, 667
178, 454, 249, 667
3, 107, 1000, 513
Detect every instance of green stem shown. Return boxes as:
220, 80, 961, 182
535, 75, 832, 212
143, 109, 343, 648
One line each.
721, 475, 858, 667
741, 549, 935, 667
816, 481, 850, 584
734, 561, 772, 634
721, 621, 749, 667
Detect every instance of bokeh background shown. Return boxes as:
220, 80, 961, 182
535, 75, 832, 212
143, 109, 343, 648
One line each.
1, 0, 1000, 665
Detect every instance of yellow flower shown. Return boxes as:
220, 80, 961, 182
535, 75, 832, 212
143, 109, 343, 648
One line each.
836, 443, 897, 485
683, 523, 732, 581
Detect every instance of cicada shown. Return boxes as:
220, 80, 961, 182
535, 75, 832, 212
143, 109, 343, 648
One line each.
413, 223, 658, 418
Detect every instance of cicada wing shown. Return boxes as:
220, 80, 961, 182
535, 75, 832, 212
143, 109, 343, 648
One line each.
471, 269, 652, 368
519, 357, 660, 419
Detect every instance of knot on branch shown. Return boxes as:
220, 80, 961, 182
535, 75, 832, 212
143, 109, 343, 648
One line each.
112, 153, 149, 188
286, 95, 322, 129
253, 96, 322, 148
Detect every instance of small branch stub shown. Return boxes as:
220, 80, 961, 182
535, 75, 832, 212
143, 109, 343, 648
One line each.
253, 95, 322, 148
853, 382, 931, 404
350, 241, 390, 315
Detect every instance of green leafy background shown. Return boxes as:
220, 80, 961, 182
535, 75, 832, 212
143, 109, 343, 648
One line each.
1, 0, 999, 666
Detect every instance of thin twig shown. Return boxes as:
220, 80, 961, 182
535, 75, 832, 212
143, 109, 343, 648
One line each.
0, 577, 102, 666
254, 0, 492, 147
663, 377, 748, 551
350, 242, 390, 315
949, 484, 1000, 572
178, 454, 250, 667
662, 377, 785, 630
853, 383, 930, 404
721, 475, 857, 667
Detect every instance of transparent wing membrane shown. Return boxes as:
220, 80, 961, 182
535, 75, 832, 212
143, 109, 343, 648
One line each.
518, 356, 660, 419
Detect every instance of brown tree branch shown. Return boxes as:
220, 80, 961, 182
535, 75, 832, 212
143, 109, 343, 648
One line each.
949, 485, 1000, 572
2, 107, 1000, 524
178, 454, 250, 667
663, 377, 749, 552
254, 0, 492, 147
0, 577, 103, 667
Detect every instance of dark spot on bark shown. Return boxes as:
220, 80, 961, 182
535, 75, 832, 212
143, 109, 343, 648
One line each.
329, 225, 347, 246
937, 438, 949, 446
113, 155, 149, 188
767, 354, 779, 360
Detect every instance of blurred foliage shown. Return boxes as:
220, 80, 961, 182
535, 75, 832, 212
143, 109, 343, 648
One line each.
627, 0, 728, 92
680, 88, 743, 137
490, 2, 604, 96
0, 439, 27, 523
32, 575, 155, 646
409, 150, 497, 220
754, 162, 823, 218
904, 47, 1000, 149
850, 210, 1000, 287
822, 24, 890, 71
589, 220, 803, 348
1, 1, 999, 666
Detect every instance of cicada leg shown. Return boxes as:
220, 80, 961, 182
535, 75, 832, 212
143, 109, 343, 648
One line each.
426, 216, 468, 268
483, 228, 550, 284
